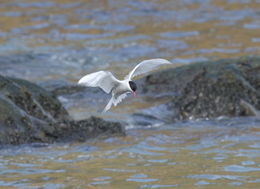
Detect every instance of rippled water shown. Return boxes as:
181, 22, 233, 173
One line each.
0, 0, 259, 118
0, 0, 260, 188
1, 118, 260, 188
0, 0, 259, 83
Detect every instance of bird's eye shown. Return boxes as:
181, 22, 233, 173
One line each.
129, 81, 137, 92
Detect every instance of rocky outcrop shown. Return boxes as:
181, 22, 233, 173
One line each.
0, 75, 124, 145
142, 57, 260, 120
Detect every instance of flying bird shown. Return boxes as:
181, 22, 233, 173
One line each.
78, 58, 172, 112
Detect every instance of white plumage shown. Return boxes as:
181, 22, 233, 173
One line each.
78, 58, 172, 112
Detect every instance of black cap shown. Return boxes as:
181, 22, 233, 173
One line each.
129, 81, 137, 92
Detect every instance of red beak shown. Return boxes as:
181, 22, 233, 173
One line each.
133, 91, 136, 97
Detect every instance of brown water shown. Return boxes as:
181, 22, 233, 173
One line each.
0, 0, 260, 188
1, 118, 260, 189
0, 0, 259, 82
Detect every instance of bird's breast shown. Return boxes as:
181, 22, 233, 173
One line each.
113, 81, 131, 96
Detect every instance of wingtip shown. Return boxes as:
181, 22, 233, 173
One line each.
78, 80, 84, 85
77, 77, 84, 85
102, 106, 109, 113
77, 75, 89, 85
160, 58, 172, 64
152, 58, 172, 64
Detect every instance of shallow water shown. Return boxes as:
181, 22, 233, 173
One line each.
0, 118, 260, 189
0, 0, 260, 188
0, 0, 259, 118
0, 0, 259, 83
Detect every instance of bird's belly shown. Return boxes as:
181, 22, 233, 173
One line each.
113, 83, 131, 97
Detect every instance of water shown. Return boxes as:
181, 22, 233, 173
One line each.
0, 0, 260, 188
0, 0, 259, 83
0, 118, 259, 188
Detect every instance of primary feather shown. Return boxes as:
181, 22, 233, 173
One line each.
125, 58, 171, 80
103, 93, 129, 112
78, 71, 118, 94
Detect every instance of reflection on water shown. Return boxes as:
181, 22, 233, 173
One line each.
0, 118, 259, 189
0, 0, 259, 83
0, 1, 259, 188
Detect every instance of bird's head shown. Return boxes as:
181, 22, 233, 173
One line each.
129, 81, 137, 97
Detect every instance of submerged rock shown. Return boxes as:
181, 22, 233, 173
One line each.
0, 75, 124, 145
142, 57, 260, 120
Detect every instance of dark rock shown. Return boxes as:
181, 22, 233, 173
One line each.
50, 84, 102, 97
0, 75, 124, 145
67, 117, 125, 142
142, 57, 260, 120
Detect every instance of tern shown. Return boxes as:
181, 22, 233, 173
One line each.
78, 58, 172, 112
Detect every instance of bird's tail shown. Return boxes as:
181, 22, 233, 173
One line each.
103, 96, 114, 113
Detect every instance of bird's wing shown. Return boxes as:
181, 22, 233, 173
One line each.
103, 96, 114, 112
125, 58, 172, 80
78, 71, 119, 94
113, 93, 129, 106
103, 92, 129, 112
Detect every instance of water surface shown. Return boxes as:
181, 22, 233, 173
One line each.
0, 0, 259, 83
1, 118, 260, 188
0, 1, 260, 188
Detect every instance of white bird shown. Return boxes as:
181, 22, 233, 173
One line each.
78, 58, 172, 112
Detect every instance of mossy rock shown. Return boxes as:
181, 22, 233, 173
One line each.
142, 57, 260, 120
0, 75, 124, 145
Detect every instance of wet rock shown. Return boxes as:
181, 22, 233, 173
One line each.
0, 75, 124, 145
50, 84, 101, 97
142, 57, 260, 120
66, 117, 125, 142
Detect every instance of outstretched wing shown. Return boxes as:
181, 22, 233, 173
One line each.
103, 93, 129, 112
113, 93, 129, 106
78, 71, 119, 94
125, 58, 172, 80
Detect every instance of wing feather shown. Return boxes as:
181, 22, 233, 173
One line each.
78, 71, 118, 93
113, 93, 129, 106
125, 58, 171, 80
103, 93, 129, 112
